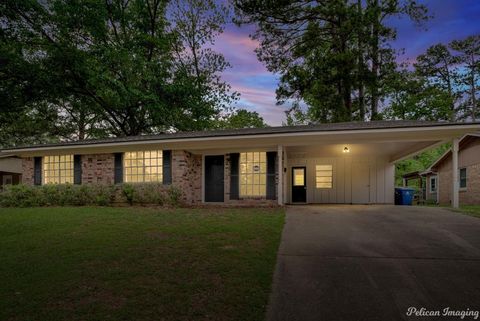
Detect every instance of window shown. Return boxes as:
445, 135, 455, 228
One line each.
240, 152, 266, 197
43, 155, 74, 184
124, 150, 163, 183
293, 168, 305, 186
459, 168, 467, 189
430, 176, 437, 193
316, 164, 333, 188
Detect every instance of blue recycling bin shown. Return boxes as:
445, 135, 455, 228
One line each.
395, 187, 415, 205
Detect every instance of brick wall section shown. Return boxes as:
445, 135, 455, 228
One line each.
19, 150, 280, 206
438, 168, 452, 205
459, 164, 480, 205
171, 150, 202, 204
21, 158, 35, 185
437, 161, 480, 206
81, 154, 115, 185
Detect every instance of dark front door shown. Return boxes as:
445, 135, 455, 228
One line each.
292, 167, 307, 203
205, 155, 224, 202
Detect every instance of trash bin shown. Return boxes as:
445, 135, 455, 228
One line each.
395, 187, 415, 205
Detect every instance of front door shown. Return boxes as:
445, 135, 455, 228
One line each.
204, 155, 224, 202
352, 163, 370, 204
292, 167, 307, 203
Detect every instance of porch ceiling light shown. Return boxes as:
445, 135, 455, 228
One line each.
343, 146, 350, 153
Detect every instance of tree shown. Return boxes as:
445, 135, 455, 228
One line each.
219, 109, 267, 129
168, 0, 239, 130
395, 143, 450, 186
233, 0, 429, 123
0, 0, 236, 145
450, 35, 480, 121
414, 44, 459, 121
384, 68, 453, 121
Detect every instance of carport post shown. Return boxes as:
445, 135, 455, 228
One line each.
452, 138, 459, 208
278, 145, 283, 205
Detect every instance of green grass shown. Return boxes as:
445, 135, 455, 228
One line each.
0, 207, 285, 321
454, 205, 480, 218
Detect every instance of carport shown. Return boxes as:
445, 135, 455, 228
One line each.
277, 123, 476, 207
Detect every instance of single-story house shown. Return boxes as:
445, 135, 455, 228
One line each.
1, 121, 479, 207
422, 133, 480, 206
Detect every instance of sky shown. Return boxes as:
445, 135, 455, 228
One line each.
212, 0, 480, 126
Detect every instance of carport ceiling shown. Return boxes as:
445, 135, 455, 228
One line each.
286, 141, 442, 162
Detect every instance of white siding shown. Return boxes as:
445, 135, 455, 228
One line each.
287, 155, 394, 204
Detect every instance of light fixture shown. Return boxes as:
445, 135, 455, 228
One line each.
343, 146, 350, 153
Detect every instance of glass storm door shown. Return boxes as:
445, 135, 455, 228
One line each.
292, 167, 307, 203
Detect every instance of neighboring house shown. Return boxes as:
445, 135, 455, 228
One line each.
426, 134, 480, 206
402, 169, 439, 204
0, 154, 22, 188
1, 121, 479, 206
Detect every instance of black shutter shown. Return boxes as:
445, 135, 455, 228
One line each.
74, 155, 82, 185
114, 153, 123, 184
163, 150, 172, 184
266, 152, 277, 200
34, 157, 42, 185
230, 153, 239, 200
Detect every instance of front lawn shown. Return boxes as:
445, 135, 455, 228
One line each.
0, 207, 285, 321
454, 205, 480, 218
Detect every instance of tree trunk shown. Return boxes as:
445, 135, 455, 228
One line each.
357, 0, 365, 121
359, 84, 365, 120
370, 0, 379, 121
470, 53, 477, 121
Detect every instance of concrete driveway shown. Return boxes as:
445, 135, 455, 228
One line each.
267, 205, 480, 321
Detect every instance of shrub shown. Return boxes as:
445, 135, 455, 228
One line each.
0, 183, 183, 207
0, 184, 44, 207
91, 184, 115, 206
166, 186, 183, 207
122, 184, 135, 205
131, 183, 166, 205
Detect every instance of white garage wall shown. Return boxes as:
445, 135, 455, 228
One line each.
286, 155, 394, 204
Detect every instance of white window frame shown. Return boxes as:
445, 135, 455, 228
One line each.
429, 176, 437, 193
239, 152, 267, 198
315, 164, 333, 189
123, 150, 163, 183
459, 167, 467, 190
43, 155, 74, 184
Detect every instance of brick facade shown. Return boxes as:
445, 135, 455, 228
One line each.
437, 159, 480, 206
437, 164, 480, 206
21, 158, 35, 185
81, 154, 115, 185
19, 150, 280, 206
172, 150, 202, 204
437, 167, 451, 205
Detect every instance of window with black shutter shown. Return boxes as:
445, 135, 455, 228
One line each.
34, 157, 42, 185
266, 152, 277, 200
114, 153, 123, 184
230, 153, 239, 199
163, 150, 172, 184
74, 155, 82, 185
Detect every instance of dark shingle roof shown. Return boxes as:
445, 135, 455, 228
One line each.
2, 120, 479, 151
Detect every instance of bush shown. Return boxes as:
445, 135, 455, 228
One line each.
130, 183, 166, 205
166, 186, 183, 207
122, 183, 135, 205
0, 183, 183, 207
0, 184, 44, 207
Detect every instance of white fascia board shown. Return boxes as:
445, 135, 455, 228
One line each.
5, 124, 480, 155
